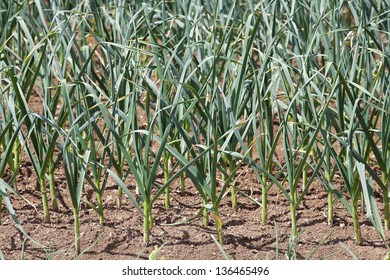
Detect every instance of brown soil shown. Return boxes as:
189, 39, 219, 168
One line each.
1, 158, 389, 260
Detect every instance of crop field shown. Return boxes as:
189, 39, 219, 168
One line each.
0, 0, 389, 260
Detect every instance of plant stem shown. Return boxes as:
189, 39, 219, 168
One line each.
117, 168, 123, 209
39, 177, 50, 223
231, 184, 237, 210
164, 153, 170, 209
180, 150, 189, 195
302, 164, 308, 194
180, 124, 190, 195
149, 209, 154, 228
49, 164, 58, 211
117, 186, 123, 208
384, 191, 389, 230
203, 201, 209, 226
214, 209, 224, 245
247, 132, 253, 159
180, 172, 185, 195
352, 198, 362, 245
327, 190, 333, 224
217, 228, 224, 245
290, 190, 298, 239
73, 208, 81, 254
145, 90, 151, 129
96, 191, 104, 225
290, 208, 298, 239
164, 186, 170, 209
383, 173, 389, 230
229, 157, 237, 211
261, 173, 267, 225
10, 140, 20, 191
143, 201, 151, 245
290, 206, 298, 240
325, 138, 333, 225
221, 152, 227, 184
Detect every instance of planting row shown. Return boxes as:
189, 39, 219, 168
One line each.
0, 0, 389, 255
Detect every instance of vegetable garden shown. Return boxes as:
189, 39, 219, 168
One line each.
0, 0, 389, 259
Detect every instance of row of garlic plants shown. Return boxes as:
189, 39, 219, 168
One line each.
0, 0, 389, 255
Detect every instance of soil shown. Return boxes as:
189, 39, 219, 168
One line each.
1, 93, 389, 260
1, 157, 389, 260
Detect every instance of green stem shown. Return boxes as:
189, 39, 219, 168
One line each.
180, 124, 190, 195
290, 190, 298, 239
145, 91, 150, 130
117, 168, 123, 209
327, 189, 333, 225
10, 141, 20, 191
143, 201, 151, 245
39, 177, 50, 223
325, 143, 333, 225
261, 173, 267, 225
49, 164, 58, 211
217, 228, 224, 245
302, 164, 308, 192
384, 192, 389, 230
383, 173, 389, 230
164, 187, 170, 209
73, 208, 81, 254
203, 200, 209, 226
221, 154, 227, 183
12, 142, 18, 170
180, 173, 185, 195
231, 184, 237, 210
360, 192, 365, 214
214, 209, 224, 245
164, 153, 170, 209
351, 171, 362, 245
229, 157, 237, 211
290, 207, 298, 240
96, 191, 104, 225
149, 209, 153, 228
352, 199, 362, 245
247, 133, 253, 159
325, 115, 334, 224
